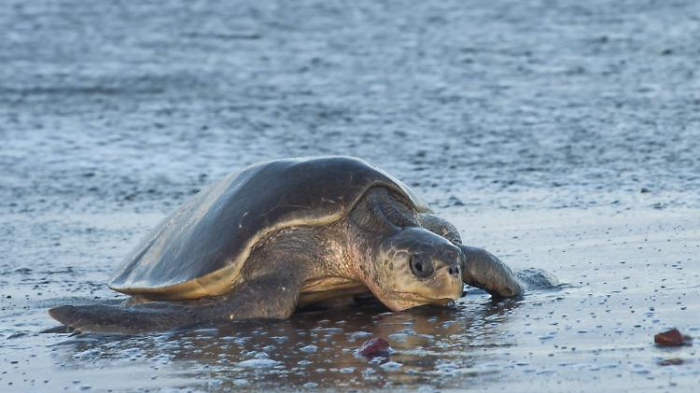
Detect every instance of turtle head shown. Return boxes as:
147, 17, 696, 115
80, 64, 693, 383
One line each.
368, 227, 464, 311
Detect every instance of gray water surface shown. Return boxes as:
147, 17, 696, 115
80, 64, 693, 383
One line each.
1, 0, 699, 391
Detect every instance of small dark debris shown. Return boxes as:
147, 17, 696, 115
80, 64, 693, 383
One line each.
654, 328, 692, 347
359, 337, 390, 357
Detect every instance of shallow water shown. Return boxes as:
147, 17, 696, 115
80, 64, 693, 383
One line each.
1, 0, 700, 391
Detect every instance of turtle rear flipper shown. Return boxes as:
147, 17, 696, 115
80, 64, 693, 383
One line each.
40, 324, 75, 334
48, 303, 194, 334
49, 273, 303, 334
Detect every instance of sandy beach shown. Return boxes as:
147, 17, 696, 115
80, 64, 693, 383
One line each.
1, 0, 699, 391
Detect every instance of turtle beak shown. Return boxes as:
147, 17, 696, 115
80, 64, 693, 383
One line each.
434, 250, 463, 293
435, 262, 463, 300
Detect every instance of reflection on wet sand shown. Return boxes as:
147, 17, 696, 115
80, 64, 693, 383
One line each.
52, 295, 522, 390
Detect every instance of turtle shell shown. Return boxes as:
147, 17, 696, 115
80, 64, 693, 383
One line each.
108, 157, 429, 300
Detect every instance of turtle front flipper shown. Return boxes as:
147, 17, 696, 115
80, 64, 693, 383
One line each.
459, 245, 524, 298
49, 273, 303, 334
418, 213, 524, 299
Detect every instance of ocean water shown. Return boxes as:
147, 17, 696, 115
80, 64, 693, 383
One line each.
1, 0, 699, 391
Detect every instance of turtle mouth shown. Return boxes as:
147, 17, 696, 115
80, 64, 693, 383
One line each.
392, 292, 456, 310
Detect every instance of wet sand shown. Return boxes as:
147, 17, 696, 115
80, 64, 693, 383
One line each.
1, 207, 698, 391
1, 0, 700, 391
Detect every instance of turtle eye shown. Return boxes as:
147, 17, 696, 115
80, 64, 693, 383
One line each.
409, 255, 434, 278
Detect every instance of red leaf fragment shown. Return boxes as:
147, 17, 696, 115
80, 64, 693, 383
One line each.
654, 328, 692, 347
359, 338, 390, 357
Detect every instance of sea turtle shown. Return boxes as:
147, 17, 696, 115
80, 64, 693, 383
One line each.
49, 157, 523, 334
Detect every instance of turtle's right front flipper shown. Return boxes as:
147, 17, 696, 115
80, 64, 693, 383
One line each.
48, 273, 303, 334
459, 245, 524, 298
